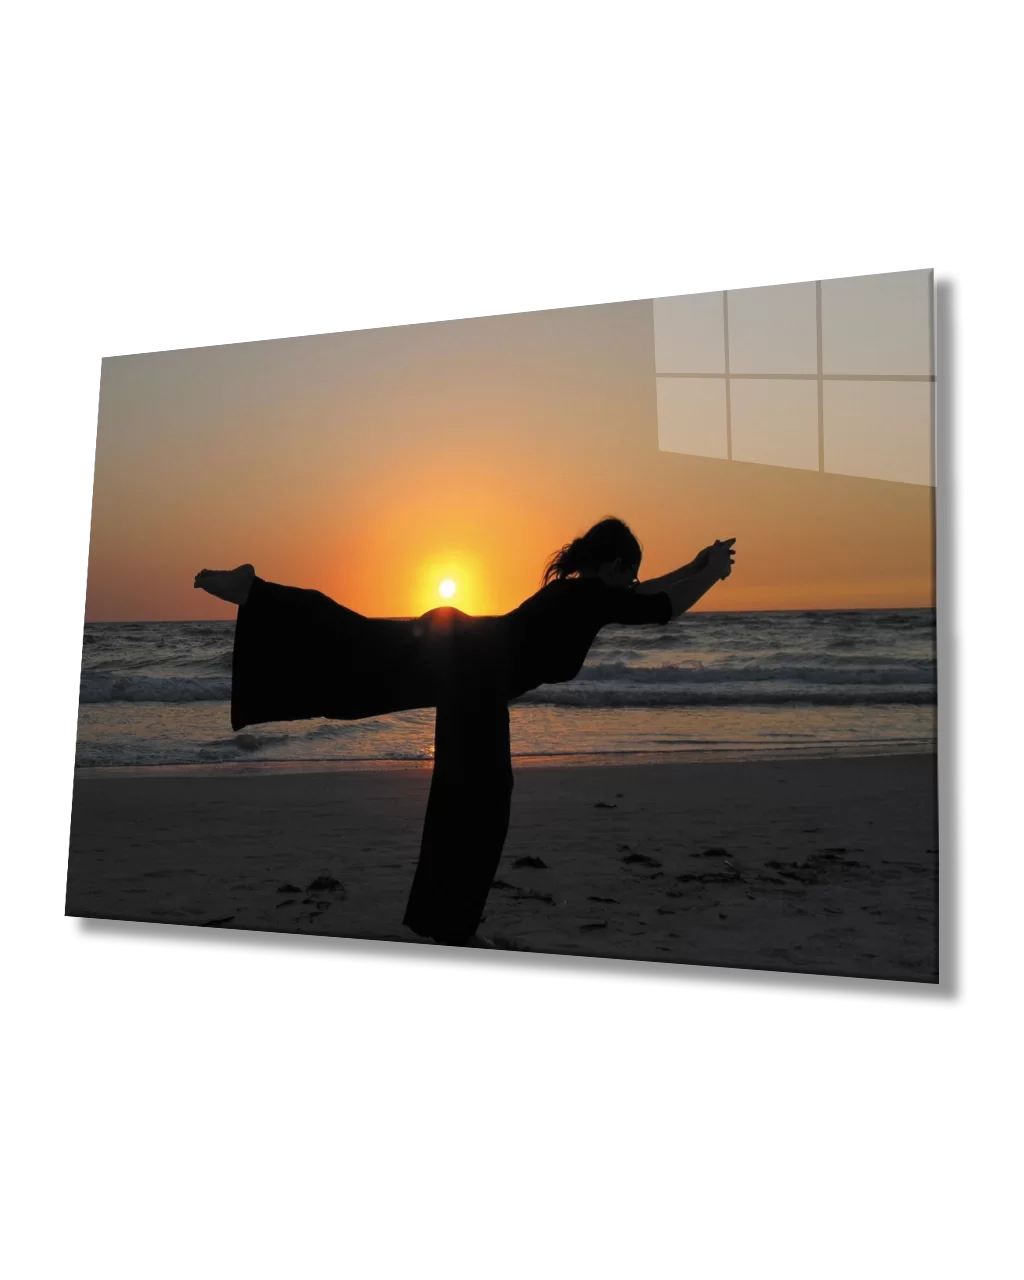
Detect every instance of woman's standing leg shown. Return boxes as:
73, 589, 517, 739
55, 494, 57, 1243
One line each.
403, 626, 514, 944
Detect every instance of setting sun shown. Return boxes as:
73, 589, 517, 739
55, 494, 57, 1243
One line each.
438, 578, 456, 599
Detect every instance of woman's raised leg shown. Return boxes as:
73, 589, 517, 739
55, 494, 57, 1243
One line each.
194, 564, 256, 604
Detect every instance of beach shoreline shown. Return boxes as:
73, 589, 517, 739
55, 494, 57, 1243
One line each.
76, 609, 937, 770
66, 751, 938, 982
72, 739, 934, 781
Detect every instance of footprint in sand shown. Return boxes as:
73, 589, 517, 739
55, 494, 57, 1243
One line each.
621, 852, 661, 867
307, 875, 345, 896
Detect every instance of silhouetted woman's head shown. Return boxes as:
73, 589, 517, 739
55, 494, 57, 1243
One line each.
543, 517, 643, 587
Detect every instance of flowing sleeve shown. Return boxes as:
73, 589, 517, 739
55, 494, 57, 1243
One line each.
594, 582, 672, 625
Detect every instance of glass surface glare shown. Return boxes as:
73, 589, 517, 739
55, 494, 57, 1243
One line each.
655, 268, 934, 487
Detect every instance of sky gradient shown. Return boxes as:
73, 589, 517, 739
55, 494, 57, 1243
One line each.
85, 294, 935, 621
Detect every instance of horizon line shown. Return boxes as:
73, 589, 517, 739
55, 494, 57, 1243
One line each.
83, 603, 938, 625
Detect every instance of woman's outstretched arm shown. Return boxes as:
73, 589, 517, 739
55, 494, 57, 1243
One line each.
636, 539, 735, 619
634, 544, 718, 594
656, 562, 721, 618
632, 558, 706, 596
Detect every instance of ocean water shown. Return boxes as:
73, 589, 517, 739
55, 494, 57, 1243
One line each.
76, 610, 936, 771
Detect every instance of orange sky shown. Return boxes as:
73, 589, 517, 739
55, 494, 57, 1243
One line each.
85, 298, 934, 621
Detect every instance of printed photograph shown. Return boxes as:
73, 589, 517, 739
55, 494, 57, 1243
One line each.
67, 269, 938, 980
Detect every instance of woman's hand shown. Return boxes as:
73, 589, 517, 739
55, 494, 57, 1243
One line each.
691, 545, 713, 571
661, 538, 736, 618
692, 539, 736, 573
707, 538, 736, 580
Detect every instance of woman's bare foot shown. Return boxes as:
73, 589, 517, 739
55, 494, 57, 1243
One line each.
194, 564, 256, 605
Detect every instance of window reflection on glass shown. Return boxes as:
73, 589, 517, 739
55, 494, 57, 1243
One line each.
654, 269, 934, 486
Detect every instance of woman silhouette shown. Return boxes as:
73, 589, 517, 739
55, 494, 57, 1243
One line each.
195, 518, 735, 948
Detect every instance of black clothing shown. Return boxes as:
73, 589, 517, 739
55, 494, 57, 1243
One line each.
230, 574, 671, 942
503, 577, 672, 699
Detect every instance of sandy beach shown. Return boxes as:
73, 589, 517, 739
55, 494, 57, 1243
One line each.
66, 753, 938, 982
